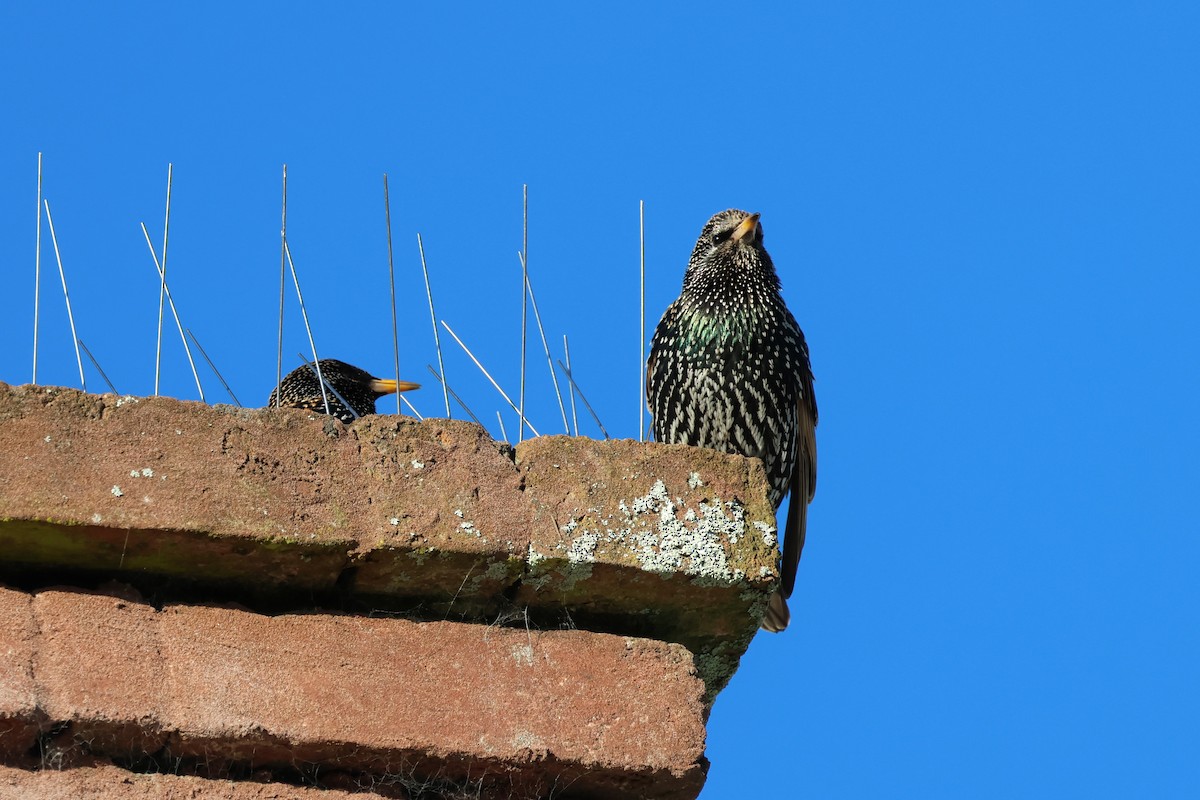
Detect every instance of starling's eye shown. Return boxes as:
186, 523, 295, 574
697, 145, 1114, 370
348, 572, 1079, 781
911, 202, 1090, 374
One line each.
712, 228, 732, 246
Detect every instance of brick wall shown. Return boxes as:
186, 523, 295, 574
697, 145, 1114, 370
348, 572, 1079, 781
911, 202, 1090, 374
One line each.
0, 383, 779, 799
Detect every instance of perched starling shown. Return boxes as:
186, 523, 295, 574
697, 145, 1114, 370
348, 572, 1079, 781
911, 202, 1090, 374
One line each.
268, 359, 419, 423
647, 209, 817, 633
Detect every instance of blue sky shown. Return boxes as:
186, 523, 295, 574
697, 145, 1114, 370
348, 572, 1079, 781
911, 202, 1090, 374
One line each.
3, 3, 1199, 797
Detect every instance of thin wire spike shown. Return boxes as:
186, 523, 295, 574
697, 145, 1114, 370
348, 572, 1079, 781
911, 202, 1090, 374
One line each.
77, 339, 119, 394
496, 411, 509, 443
297, 353, 357, 420
440, 320, 541, 437
564, 335, 579, 436
400, 396, 424, 420
276, 165, 288, 408
139, 223, 206, 402
384, 174, 402, 415
519, 183, 528, 443
518, 251, 568, 433
187, 328, 242, 407
639, 199, 646, 443
43, 200, 85, 392
33, 152, 43, 385
418, 234, 451, 418
425, 364, 483, 426
283, 239, 330, 416
556, 358, 609, 439
154, 163, 173, 396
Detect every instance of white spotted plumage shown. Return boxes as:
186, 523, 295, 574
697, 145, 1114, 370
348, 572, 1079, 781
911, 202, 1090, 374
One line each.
647, 209, 817, 633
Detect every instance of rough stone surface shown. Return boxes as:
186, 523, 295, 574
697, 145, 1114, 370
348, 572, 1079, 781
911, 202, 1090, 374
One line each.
515, 436, 779, 696
0, 763, 385, 799
2, 587, 707, 799
0, 588, 39, 760
345, 415, 527, 611
0, 382, 786, 797
33, 590, 168, 759
0, 383, 528, 615
0, 383, 776, 671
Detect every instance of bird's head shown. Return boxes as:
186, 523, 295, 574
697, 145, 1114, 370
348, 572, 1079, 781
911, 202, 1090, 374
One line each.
693, 209, 763, 259
683, 209, 779, 293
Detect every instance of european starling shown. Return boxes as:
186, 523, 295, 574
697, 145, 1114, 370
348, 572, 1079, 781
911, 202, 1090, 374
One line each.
268, 359, 419, 423
647, 209, 817, 633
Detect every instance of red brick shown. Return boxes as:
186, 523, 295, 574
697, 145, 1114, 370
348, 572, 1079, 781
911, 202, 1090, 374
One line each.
0, 588, 39, 759
0, 384, 791, 798
0, 385, 528, 612
0, 384, 777, 664
0, 763, 387, 799
515, 435, 779, 698
14, 588, 706, 798
159, 604, 707, 798
32, 590, 168, 757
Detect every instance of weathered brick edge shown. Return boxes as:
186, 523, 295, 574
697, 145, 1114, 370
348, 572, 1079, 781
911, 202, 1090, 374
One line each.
0, 383, 780, 698
0, 763, 388, 800
0, 586, 707, 800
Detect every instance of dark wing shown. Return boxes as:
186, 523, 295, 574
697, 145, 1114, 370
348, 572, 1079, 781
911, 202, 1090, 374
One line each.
289, 398, 331, 412
779, 365, 817, 599
277, 396, 353, 422
645, 301, 679, 441
645, 351, 655, 415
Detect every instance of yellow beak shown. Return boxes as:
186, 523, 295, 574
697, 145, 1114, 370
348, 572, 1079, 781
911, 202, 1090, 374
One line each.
731, 213, 761, 243
370, 378, 421, 395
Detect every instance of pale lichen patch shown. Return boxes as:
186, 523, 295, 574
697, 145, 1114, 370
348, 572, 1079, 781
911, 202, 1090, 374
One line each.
546, 479, 753, 586
752, 520, 778, 548
566, 531, 598, 564
510, 730, 545, 750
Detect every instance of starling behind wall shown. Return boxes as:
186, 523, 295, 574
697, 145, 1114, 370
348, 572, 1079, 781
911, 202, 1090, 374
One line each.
268, 359, 420, 423
647, 209, 817, 633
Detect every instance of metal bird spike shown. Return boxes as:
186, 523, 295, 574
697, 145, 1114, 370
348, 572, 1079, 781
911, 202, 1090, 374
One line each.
297, 354, 357, 420
77, 339, 119, 395
400, 396, 424, 419
283, 239, 330, 416
276, 164, 288, 408
556, 358, 609, 439
139, 223, 205, 403
518, 251, 569, 434
32, 152, 43, 385
384, 174, 402, 415
417, 233, 451, 418
640, 199, 646, 442
425, 364, 482, 426
154, 163, 173, 396
519, 183, 528, 442
563, 334, 579, 436
188, 328, 242, 407
43, 200, 85, 392
440, 320, 541, 437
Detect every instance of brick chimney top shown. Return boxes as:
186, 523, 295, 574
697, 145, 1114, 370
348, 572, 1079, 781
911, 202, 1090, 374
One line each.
0, 382, 780, 799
